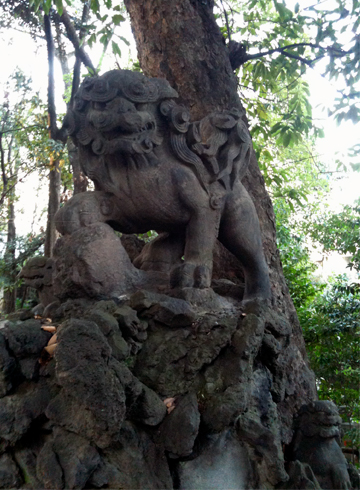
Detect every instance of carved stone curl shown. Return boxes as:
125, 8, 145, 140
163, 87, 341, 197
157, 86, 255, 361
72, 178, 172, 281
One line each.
57, 69, 270, 301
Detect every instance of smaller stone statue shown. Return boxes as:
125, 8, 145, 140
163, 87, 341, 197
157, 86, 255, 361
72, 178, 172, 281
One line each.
288, 400, 352, 489
19, 257, 57, 312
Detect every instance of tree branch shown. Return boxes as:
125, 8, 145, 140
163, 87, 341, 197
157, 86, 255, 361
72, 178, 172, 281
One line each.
60, 8, 95, 74
0, 167, 37, 207
220, 0, 232, 41
70, 1, 91, 107
0, 124, 44, 135
229, 41, 349, 70
44, 14, 59, 141
0, 133, 7, 191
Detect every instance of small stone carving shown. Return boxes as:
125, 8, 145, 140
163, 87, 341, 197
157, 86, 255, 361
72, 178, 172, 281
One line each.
19, 257, 57, 310
57, 69, 270, 302
289, 400, 352, 489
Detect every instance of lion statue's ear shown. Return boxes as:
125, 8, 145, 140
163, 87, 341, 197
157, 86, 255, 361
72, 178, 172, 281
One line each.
154, 78, 179, 100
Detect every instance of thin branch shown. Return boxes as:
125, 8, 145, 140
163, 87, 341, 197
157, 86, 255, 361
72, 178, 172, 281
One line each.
60, 8, 95, 74
44, 14, 59, 140
96, 27, 114, 72
0, 167, 37, 207
0, 133, 7, 191
1, 124, 44, 135
220, 0, 232, 42
70, 0, 91, 107
230, 41, 349, 70
7, 133, 14, 176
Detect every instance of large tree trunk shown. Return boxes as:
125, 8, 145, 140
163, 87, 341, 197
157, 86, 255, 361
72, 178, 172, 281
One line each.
124, 0, 316, 445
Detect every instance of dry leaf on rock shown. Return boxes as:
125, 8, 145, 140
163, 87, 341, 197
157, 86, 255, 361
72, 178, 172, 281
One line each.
44, 344, 57, 356
41, 326, 57, 333
163, 397, 176, 414
47, 334, 57, 346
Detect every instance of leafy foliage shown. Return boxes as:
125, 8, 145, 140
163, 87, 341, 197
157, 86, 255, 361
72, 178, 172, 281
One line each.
275, 201, 324, 309
218, 0, 360, 125
305, 203, 360, 272
277, 200, 360, 449
300, 276, 360, 446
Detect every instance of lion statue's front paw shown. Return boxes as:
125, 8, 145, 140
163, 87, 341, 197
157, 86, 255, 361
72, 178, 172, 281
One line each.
170, 263, 211, 289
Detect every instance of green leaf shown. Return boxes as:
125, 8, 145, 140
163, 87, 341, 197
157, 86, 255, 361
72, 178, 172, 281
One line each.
119, 35, 130, 47
54, 0, 64, 16
34, 0, 42, 12
112, 14, 125, 25
88, 33, 96, 48
283, 132, 292, 148
112, 41, 121, 58
90, 0, 100, 13
44, 0, 52, 15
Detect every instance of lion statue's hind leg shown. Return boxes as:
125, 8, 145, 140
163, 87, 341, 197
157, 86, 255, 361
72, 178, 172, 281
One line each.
218, 183, 271, 301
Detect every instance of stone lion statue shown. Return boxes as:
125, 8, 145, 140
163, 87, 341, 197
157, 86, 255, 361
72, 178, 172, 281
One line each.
289, 401, 352, 489
57, 69, 270, 301
19, 256, 57, 310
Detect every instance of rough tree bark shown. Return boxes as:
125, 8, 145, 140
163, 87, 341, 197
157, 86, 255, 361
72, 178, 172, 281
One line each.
124, 0, 316, 431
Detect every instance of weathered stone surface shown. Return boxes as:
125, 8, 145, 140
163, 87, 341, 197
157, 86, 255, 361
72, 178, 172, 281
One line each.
107, 331, 129, 361
111, 359, 166, 426
211, 278, 245, 299
0, 380, 54, 448
114, 305, 140, 335
178, 430, 251, 490
14, 447, 42, 489
0, 453, 22, 488
37, 428, 100, 490
130, 290, 197, 327
47, 319, 126, 448
134, 314, 238, 396
53, 223, 144, 301
2, 319, 51, 359
198, 312, 264, 432
50, 298, 92, 322
171, 287, 238, 314
158, 392, 200, 458
85, 308, 119, 337
278, 460, 321, 489
348, 463, 360, 489
236, 368, 289, 486
36, 442, 63, 490
0, 332, 18, 397
19, 357, 40, 381
88, 422, 173, 490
